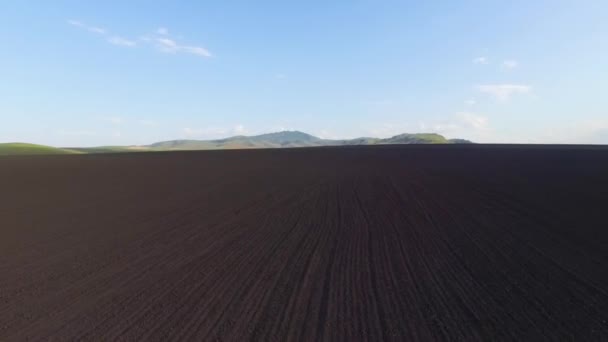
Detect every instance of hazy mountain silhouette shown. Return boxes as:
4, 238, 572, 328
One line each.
147, 131, 471, 150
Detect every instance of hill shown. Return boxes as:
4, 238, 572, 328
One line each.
149, 131, 324, 150
2, 131, 473, 155
364, 133, 448, 144
146, 131, 471, 151
0, 143, 80, 156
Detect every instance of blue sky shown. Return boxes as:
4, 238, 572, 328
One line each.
1, 0, 607, 146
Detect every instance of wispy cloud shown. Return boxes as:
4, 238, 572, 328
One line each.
68, 20, 212, 58
473, 56, 489, 65
502, 60, 518, 69
456, 112, 488, 130
182, 127, 200, 137
183, 46, 212, 58
418, 112, 492, 142
107, 36, 137, 47
233, 124, 247, 135
69, 19, 138, 49
156, 37, 179, 52
421, 121, 459, 134
540, 119, 608, 144
465, 99, 476, 105
68, 20, 106, 34
154, 36, 212, 58
477, 84, 531, 101
316, 129, 340, 140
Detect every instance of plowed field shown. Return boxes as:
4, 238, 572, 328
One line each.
1, 145, 607, 340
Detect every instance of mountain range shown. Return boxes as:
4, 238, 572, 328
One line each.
0, 131, 472, 155
100, 131, 471, 152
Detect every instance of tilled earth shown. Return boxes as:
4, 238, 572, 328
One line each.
1, 145, 607, 341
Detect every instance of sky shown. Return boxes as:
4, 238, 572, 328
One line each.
1, 0, 607, 146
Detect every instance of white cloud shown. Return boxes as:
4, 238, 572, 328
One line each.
473, 56, 488, 65
428, 121, 460, 133
465, 99, 476, 105
456, 112, 489, 130
157, 37, 179, 52
372, 115, 489, 141
68, 19, 106, 34
416, 112, 492, 142
89, 27, 106, 34
233, 125, 247, 135
69, 19, 137, 49
107, 36, 137, 47
155, 37, 212, 58
540, 119, 608, 144
68, 21, 212, 57
502, 60, 518, 69
317, 129, 342, 139
183, 46, 212, 57
182, 128, 199, 137
477, 84, 531, 101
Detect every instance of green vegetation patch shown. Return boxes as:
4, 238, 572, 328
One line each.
0, 143, 81, 156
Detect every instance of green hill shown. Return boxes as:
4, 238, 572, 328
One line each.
0, 143, 80, 156
149, 131, 326, 150
147, 131, 471, 151
374, 133, 449, 144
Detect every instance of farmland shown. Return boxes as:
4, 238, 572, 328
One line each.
1, 145, 607, 340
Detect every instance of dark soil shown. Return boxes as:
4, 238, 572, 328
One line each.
1, 145, 607, 340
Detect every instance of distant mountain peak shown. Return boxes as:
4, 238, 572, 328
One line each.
252, 131, 321, 144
